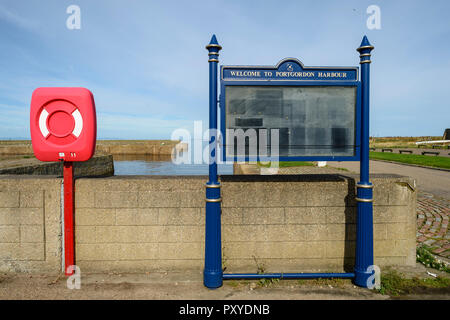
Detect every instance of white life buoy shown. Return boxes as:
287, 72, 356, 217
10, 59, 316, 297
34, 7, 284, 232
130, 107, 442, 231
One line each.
38, 107, 83, 138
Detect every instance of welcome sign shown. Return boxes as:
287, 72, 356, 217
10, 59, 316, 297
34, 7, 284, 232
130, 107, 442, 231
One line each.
222, 59, 358, 81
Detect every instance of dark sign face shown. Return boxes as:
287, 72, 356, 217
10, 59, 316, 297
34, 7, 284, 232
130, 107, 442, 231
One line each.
220, 59, 360, 162
225, 86, 357, 158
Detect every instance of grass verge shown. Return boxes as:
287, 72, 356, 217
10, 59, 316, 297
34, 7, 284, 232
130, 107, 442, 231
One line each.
369, 151, 450, 169
416, 246, 450, 273
378, 269, 450, 296
378, 247, 450, 296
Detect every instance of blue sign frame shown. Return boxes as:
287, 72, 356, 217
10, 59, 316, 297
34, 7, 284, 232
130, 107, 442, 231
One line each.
220, 58, 361, 162
204, 35, 375, 290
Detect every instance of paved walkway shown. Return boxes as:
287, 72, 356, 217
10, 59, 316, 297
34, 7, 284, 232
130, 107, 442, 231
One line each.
327, 160, 450, 199
417, 192, 450, 258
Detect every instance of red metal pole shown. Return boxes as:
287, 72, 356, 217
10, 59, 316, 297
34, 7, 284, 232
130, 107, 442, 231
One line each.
63, 161, 74, 276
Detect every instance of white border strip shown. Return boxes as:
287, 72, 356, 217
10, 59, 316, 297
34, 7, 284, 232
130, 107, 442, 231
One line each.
72, 109, 83, 137
38, 109, 49, 137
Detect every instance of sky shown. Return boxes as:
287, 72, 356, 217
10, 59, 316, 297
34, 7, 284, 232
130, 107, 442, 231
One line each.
0, 0, 449, 139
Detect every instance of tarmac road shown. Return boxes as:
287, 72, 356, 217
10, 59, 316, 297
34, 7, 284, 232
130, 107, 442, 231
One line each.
328, 160, 450, 199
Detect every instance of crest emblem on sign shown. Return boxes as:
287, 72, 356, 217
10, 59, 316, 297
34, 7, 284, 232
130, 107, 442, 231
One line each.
286, 63, 294, 71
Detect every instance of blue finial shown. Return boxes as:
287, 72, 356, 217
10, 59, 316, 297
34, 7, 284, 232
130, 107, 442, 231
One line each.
210, 34, 219, 45
360, 35, 371, 47
206, 34, 222, 51
357, 35, 374, 53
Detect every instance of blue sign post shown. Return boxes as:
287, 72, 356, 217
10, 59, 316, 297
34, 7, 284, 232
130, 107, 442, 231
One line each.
204, 35, 375, 289
354, 36, 375, 287
204, 35, 223, 289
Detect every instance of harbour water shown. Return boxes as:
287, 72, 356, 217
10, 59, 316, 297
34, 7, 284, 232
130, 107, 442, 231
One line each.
113, 140, 233, 175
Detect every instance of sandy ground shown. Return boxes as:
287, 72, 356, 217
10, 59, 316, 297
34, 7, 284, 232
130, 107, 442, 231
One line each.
0, 272, 386, 300
1, 263, 449, 300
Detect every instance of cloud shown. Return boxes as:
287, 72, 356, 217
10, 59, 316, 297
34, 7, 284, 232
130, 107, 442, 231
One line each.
0, 4, 39, 31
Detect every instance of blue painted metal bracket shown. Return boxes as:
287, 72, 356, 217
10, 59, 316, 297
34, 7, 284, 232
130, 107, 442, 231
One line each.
223, 272, 355, 280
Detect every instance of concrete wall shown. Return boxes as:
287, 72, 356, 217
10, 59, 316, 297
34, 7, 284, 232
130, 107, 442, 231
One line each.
0, 155, 114, 177
0, 140, 183, 156
0, 177, 61, 273
95, 141, 181, 155
0, 174, 416, 274
74, 174, 416, 273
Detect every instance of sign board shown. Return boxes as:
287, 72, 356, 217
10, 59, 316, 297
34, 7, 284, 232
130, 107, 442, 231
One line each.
220, 58, 361, 162
30, 87, 97, 162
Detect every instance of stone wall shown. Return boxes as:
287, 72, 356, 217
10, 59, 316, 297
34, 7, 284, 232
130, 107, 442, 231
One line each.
0, 174, 416, 274
0, 177, 61, 273
0, 140, 183, 156
74, 174, 416, 273
95, 141, 181, 155
0, 154, 114, 177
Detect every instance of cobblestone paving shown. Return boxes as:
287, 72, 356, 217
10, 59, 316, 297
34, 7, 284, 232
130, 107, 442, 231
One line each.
416, 192, 450, 259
